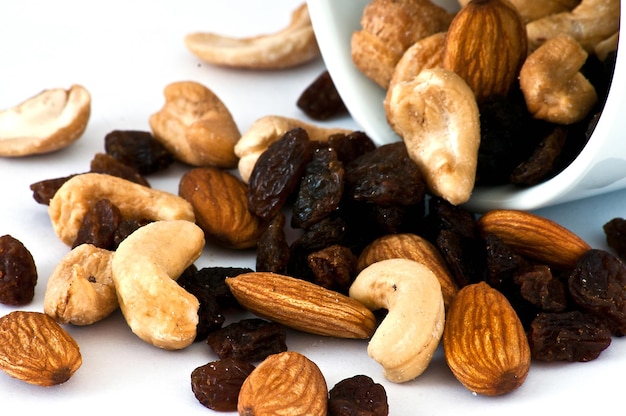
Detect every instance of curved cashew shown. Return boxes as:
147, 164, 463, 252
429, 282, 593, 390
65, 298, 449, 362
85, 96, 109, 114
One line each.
48, 173, 195, 246
234, 115, 351, 183
526, 0, 620, 53
349, 258, 445, 383
385, 67, 480, 205
0, 84, 90, 157
149, 81, 240, 168
519, 34, 598, 125
388, 32, 446, 93
111, 220, 204, 350
184, 3, 319, 69
44, 244, 118, 326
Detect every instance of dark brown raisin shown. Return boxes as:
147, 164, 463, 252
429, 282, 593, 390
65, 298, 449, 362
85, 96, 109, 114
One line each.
603, 217, 626, 261
206, 318, 287, 362
436, 229, 485, 288
90, 152, 151, 187
191, 358, 256, 411
177, 269, 225, 341
423, 196, 477, 242
510, 126, 567, 186
29, 174, 77, 205
483, 232, 528, 289
328, 375, 389, 416
297, 70, 347, 120
528, 311, 612, 362
247, 128, 314, 220
325, 131, 376, 165
180, 267, 252, 310
292, 147, 344, 229
112, 218, 151, 249
307, 244, 357, 294
0, 235, 37, 305
256, 213, 290, 274
72, 199, 123, 250
104, 130, 174, 174
514, 265, 568, 312
568, 249, 626, 335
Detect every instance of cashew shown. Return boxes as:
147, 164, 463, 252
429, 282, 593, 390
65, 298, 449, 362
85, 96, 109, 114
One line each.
234, 115, 351, 183
184, 3, 319, 69
111, 220, 204, 350
48, 173, 195, 246
349, 258, 445, 383
519, 34, 598, 125
387, 32, 446, 93
458, 0, 581, 23
594, 31, 619, 62
0, 84, 91, 157
44, 244, 117, 326
526, 0, 620, 53
385, 67, 480, 205
149, 81, 240, 168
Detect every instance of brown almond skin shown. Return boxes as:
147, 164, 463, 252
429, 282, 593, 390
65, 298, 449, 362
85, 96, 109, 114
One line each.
443, 282, 530, 396
476, 209, 591, 270
238, 351, 327, 416
179, 167, 265, 249
0, 311, 82, 386
226, 272, 377, 339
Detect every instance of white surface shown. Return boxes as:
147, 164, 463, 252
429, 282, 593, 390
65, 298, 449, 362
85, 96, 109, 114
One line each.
308, 0, 626, 211
0, 1, 625, 414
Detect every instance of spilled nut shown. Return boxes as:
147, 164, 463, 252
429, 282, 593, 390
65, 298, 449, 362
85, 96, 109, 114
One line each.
349, 258, 445, 383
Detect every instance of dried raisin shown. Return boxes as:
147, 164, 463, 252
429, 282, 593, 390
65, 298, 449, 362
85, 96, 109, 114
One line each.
191, 358, 255, 411
72, 199, 122, 250
104, 130, 174, 174
256, 213, 290, 274
297, 70, 347, 120
206, 318, 287, 362
0, 235, 37, 305
307, 244, 356, 294
90, 152, 150, 187
603, 217, 626, 261
328, 375, 389, 416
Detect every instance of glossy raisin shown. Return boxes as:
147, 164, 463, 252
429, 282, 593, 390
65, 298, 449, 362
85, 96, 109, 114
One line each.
0, 235, 37, 305
292, 147, 344, 229
206, 318, 287, 362
483, 232, 528, 289
90, 152, 151, 187
256, 213, 290, 274
436, 229, 485, 288
307, 244, 357, 294
247, 128, 314, 220
104, 130, 174, 174
514, 265, 568, 313
603, 217, 626, 261
328, 375, 389, 416
568, 249, 626, 335
325, 131, 376, 165
177, 270, 225, 341
72, 199, 122, 250
179, 267, 252, 310
297, 70, 347, 120
29, 174, 76, 205
510, 126, 567, 186
191, 358, 256, 411
112, 218, 151, 249
529, 311, 612, 362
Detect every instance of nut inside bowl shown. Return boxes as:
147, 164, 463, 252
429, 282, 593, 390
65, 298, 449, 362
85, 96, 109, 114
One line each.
307, 0, 624, 211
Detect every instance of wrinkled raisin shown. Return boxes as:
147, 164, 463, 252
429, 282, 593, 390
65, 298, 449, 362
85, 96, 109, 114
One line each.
292, 147, 344, 229
514, 265, 568, 313
325, 131, 376, 165
30, 174, 77, 205
191, 358, 255, 411
104, 130, 174, 174
180, 267, 251, 310
247, 128, 314, 220
510, 126, 567, 186
483, 232, 528, 289
297, 70, 347, 120
256, 213, 290, 274
90, 152, 151, 187
603, 217, 626, 261
206, 318, 287, 362
112, 218, 151, 249
0, 235, 37, 305
568, 249, 626, 335
72, 199, 122, 250
177, 270, 225, 341
328, 375, 389, 416
529, 311, 612, 362
436, 229, 485, 288
307, 244, 356, 294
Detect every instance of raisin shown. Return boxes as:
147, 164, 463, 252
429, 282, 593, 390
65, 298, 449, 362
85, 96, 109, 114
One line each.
177, 269, 225, 341
256, 213, 290, 274
191, 358, 256, 411
247, 128, 314, 220
179, 267, 252, 310
307, 244, 357, 294
206, 318, 287, 362
325, 131, 376, 165
483, 232, 528, 289
296, 70, 347, 120
0, 235, 37, 305
90, 152, 151, 187
72, 199, 122, 250
603, 217, 626, 261
529, 311, 612, 362
423, 196, 477, 242
436, 229, 485, 288
568, 249, 626, 335
510, 126, 567, 186
104, 129, 174, 174
328, 375, 389, 416
112, 218, 151, 249
292, 147, 344, 229
514, 265, 568, 313
29, 174, 77, 205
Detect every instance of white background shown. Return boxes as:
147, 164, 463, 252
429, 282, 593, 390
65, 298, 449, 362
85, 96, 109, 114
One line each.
0, 1, 624, 414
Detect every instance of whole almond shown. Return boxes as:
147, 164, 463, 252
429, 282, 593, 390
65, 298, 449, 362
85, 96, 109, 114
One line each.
179, 167, 265, 249
238, 351, 327, 416
476, 209, 591, 270
0, 311, 82, 386
225, 272, 376, 339
443, 282, 530, 396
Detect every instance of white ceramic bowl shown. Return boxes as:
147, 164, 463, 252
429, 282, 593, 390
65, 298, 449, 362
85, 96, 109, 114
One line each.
308, 0, 625, 211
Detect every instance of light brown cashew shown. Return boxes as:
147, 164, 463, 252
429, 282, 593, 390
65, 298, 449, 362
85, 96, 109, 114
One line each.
0, 84, 91, 157
48, 173, 195, 246
44, 244, 118, 326
519, 34, 598, 125
111, 220, 204, 350
349, 258, 445, 383
526, 0, 620, 53
149, 81, 241, 168
184, 3, 319, 69
234, 115, 351, 183
385, 67, 480, 205
595, 31, 619, 62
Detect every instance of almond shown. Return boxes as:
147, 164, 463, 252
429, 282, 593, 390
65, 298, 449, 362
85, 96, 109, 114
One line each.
0, 311, 82, 386
443, 282, 530, 396
238, 351, 327, 416
179, 167, 265, 249
476, 209, 591, 270
225, 272, 377, 339
442, 0, 527, 102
